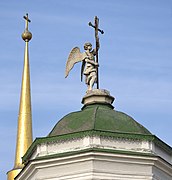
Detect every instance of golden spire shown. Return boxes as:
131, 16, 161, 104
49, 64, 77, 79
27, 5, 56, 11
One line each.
7, 13, 33, 180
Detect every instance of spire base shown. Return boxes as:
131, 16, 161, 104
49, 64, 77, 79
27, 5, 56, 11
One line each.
7, 168, 22, 180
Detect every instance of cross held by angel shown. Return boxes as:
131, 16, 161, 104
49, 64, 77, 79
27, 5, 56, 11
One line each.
65, 42, 99, 92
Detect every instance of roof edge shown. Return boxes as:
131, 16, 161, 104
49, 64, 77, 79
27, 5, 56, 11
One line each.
22, 130, 172, 164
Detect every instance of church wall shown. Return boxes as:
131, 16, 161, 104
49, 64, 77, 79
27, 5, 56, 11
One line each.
154, 143, 172, 165
16, 151, 167, 180
152, 165, 172, 180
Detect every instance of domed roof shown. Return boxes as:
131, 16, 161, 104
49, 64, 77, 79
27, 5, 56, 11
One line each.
48, 103, 151, 137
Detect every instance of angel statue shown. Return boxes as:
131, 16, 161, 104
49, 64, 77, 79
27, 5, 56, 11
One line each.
65, 42, 99, 92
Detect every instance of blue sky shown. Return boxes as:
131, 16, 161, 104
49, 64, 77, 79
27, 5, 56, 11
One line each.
1, 0, 172, 179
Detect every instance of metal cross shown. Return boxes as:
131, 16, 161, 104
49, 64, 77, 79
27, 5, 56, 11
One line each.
88, 16, 104, 89
23, 13, 31, 31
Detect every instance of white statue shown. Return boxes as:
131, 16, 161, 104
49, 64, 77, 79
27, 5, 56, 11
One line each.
65, 16, 104, 92
65, 42, 99, 92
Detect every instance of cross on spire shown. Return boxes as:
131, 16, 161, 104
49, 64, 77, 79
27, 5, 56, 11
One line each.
22, 13, 32, 42
23, 13, 31, 31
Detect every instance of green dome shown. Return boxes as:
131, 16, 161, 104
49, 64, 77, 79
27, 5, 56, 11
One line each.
49, 104, 151, 137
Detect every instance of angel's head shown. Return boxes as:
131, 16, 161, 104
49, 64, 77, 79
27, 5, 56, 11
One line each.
84, 42, 92, 51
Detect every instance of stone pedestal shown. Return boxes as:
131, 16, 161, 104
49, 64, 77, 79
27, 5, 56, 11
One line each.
82, 89, 115, 107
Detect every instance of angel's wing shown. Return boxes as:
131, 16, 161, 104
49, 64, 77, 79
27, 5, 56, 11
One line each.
65, 47, 86, 78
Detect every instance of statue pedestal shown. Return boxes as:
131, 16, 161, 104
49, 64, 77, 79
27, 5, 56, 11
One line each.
81, 89, 115, 108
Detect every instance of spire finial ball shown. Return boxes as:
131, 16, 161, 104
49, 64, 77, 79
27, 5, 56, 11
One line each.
22, 30, 32, 42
